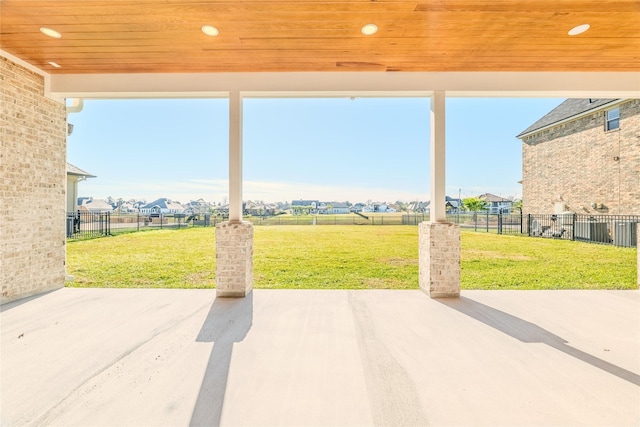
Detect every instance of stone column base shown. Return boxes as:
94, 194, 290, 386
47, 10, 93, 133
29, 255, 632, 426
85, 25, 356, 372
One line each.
419, 222, 460, 298
216, 221, 253, 297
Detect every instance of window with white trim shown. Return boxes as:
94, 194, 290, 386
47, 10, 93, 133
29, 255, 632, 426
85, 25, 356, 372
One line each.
606, 107, 620, 131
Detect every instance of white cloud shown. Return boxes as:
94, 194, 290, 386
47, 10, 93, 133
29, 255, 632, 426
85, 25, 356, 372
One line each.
79, 177, 429, 203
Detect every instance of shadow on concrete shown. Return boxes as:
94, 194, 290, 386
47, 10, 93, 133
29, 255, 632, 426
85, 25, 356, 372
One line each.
190, 292, 253, 427
0, 289, 60, 313
438, 296, 640, 387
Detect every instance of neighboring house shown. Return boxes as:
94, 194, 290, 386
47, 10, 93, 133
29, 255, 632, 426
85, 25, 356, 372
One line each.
517, 99, 640, 215
79, 197, 113, 213
350, 202, 366, 213
477, 193, 512, 214
184, 198, 211, 214
445, 196, 464, 213
330, 202, 350, 214
116, 201, 138, 213
140, 198, 185, 215
243, 200, 276, 216
316, 202, 328, 214
291, 199, 320, 215
362, 202, 396, 213
66, 163, 95, 212
407, 201, 430, 213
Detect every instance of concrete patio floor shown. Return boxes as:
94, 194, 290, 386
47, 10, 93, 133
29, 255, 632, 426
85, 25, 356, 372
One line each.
1, 288, 638, 427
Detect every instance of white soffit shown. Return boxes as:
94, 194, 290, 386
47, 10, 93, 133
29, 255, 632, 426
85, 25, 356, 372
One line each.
48, 71, 640, 99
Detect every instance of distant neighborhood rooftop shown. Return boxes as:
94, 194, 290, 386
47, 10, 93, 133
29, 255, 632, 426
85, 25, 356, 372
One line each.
517, 98, 619, 138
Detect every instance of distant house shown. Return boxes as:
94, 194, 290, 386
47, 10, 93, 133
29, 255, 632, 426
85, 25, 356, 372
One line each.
78, 197, 113, 213
330, 202, 350, 214
517, 98, 640, 215
66, 163, 95, 212
140, 198, 185, 215
350, 202, 367, 213
116, 201, 138, 213
362, 202, 395, 213
243, 200, 276, 216
291, 199, 320, 215
407, 201, 430, 213
477, 193, 512, 214
184, 198, 211, 215
445, 196, 463, 213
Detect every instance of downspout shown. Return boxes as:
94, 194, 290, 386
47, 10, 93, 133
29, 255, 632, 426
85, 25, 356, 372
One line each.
65, 98, 83, 282
66, 98, 84, 114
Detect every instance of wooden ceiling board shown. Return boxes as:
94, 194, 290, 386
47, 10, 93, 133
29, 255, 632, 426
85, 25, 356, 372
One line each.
1, 0, 638, 74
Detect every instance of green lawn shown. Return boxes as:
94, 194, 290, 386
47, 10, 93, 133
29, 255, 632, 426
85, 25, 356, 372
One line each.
66, 226, 637, 290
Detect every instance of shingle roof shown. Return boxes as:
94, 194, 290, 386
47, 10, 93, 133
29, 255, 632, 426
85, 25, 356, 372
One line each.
142, 198, 184, 210
332, 202, 349, 208
516, 98, 619, 138
66, 162, 96, 178
478, 193, 510, 202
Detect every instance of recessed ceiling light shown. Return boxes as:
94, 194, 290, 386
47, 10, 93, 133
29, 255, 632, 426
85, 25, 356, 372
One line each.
361, 24, 378, 36
568, 24, 590, 36
40, 27, 62, 38
201, 25, 219, 37
48, 61, 61, 68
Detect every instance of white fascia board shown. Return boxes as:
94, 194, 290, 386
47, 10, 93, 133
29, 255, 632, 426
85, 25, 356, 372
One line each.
48, 71, 640, 99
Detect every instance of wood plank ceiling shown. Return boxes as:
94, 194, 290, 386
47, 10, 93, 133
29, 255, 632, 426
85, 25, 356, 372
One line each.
1, 0, 639, 74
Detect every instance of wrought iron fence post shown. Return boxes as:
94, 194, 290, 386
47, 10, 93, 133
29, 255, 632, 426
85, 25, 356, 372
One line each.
527, 214, 531, 236
497, 213, 503, 235
486, 211, 489, 232
520, 212, 523, 234
571, 213, 576, 241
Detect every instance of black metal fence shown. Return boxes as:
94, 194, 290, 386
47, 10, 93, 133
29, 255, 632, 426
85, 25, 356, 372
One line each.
66, 211, 110, 240
66, 211, 638, 247
66, 212, 213, 239
526, 213, 639, 247
403, 212, 525, 235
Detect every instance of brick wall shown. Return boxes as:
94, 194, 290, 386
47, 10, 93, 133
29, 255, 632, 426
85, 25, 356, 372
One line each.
1, 56, 67, 304
522, 99, 640, 215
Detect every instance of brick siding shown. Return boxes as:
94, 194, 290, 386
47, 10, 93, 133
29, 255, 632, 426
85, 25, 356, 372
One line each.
215, 221, 253, 297
418, 222, 460, 297
1, 56, 67, 303
521, 99, 640, 215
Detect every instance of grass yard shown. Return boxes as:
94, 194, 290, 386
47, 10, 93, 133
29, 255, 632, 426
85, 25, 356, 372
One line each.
66, 226, 638, 290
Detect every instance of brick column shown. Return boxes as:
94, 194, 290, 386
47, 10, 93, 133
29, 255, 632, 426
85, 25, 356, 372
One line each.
419, 222, 460, 297
216, 221, 253, 297
637, 224, 639, 288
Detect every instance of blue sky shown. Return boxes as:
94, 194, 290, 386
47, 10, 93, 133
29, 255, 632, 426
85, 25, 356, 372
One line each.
67, 97, 561, 204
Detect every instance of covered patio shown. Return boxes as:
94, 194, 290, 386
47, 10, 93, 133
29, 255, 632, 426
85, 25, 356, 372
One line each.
2, 287, 639, 425
1, 2, 639, 425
